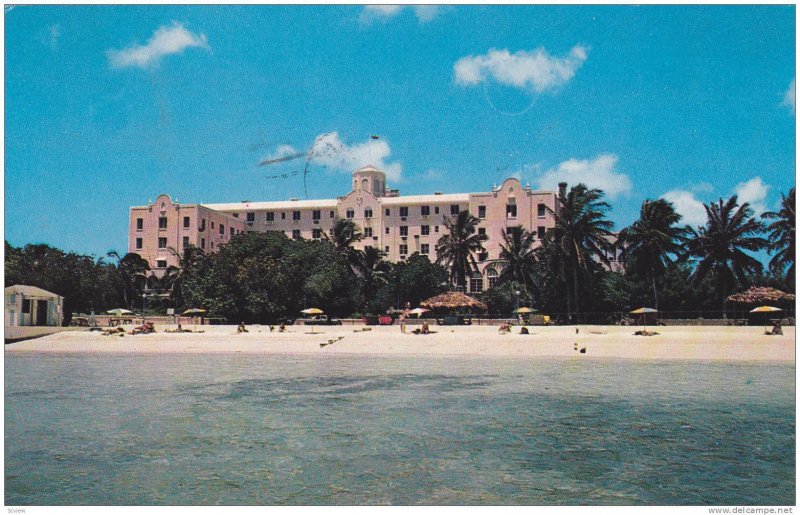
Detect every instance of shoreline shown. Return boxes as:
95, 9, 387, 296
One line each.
4, 324, 795, 362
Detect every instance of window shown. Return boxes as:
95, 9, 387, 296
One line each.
537, 226, 546, 239
385, 227, 390, 235
421, 244, 430, 254
211, 221, 215, 229
312, 210, 321, 220
158, 217, 167, 229
233, 213, 239, 218
292, 229, 301, 239
364, 227, 373, 237
157, 260, 167, 268
330, 210, 335, 218
230, 227, 234, 237
435, 206, 440, 214
487, 269, 499, 288
478, 252, 488, 262
400, 226, 408, 236
293, 211, 301, 221
478, 205, 486, 218
421, 225, 430, 236
537, 203, 547, 217
435, 225, 439, 233
385, 246, 390, 252
450, 205, 460, 215
183, 236, 189, 249
346, 209, 354, 219
200, 219, 206, 231
478, 227, 486, 236
136, 218, 143, 230
506, 204, 517, 218
201, 238, 206, 249
364, 208, 373, 219
219, 224, 225, 236
421, 205, 430, 216
399, 244, 408, 255
266, 212, 275, 222
211, 242, 215, 249
247, 212, 255, 222
22, 299, 31, 314
385, 208, 390, 216
312, 229, 322, 239
399, 206, 409, 217
135, 238, 143, 249
158, 237, 167, 249
470, 276, 484, 293
183, 216, 190, 228
281, 212, 286, 220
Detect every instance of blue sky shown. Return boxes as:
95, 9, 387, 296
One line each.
5, 4, 795, 259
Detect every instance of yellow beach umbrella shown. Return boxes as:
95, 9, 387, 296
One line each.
750, 306, 783, 333
301, 308, 324, 315
513, 307, 536, 314
630, 307, 658, 334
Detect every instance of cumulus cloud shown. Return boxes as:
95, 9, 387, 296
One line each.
360, 5, 440, 24
783, 79, 795, 113
107, 22, 209, 69
734, 176, 770, 215
661, 190, 708, 227
533, 154, 632, 199
307, 132, 403, 182
454, 45, 588, 94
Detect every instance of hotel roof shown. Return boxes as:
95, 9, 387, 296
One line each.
203, 199, 339, 211
381, 193, 470, 205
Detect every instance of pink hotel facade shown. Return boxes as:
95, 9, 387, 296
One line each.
129, 166, 559, 293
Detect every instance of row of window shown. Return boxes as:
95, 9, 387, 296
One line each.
137, 216, 239, 235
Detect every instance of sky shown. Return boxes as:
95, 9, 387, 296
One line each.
4, 4, 796, 259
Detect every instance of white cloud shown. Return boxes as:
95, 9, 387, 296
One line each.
307, 132, 403, 182
533, 154, 632, 199
783, 79, 795, 113
360, 5, 440, 24
734, 176, 770, 215
49, 24, 60, 49
454, 45, 588, 94
107, 22, 209, 69
689, 182, 714, 194
661, 190, 707, 227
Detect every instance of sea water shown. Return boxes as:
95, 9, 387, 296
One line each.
5, 351, 795, 505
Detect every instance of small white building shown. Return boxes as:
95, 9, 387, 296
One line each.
5, 285, 63, 327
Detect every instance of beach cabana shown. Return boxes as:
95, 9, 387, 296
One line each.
5, 285, 63, 327
420, 291, 487, 325
726, 287, 795, 323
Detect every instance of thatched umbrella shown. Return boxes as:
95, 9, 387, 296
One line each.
726, 287, 795, 321
420, 291, 487, 312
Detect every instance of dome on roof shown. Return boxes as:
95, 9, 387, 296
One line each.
353, 165, 383, 174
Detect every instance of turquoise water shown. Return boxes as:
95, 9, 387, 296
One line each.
5, 352, 795, 505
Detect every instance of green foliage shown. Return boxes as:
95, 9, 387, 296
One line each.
436, 210, 488, 288
479, 280, 533, 316
762, 188, 795, 285
373, 253, 448, 312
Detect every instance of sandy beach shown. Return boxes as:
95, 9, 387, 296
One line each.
4, 324, 795, 361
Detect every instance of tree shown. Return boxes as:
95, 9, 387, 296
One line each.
545, 183, 614, 319
324, 218, 363, 274
680, 195, 767, 309
162, 245, 205, 309
762, 188, 795, 286
107, 251, 150, 309
358, 246, 393, 313
436, 210, 488, 290
497, 226, 538, 294
617, 199, 687, 311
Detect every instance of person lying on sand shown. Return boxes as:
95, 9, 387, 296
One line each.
498, 323, 511, 334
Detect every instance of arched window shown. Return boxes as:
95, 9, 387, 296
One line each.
362, 178, 369, 191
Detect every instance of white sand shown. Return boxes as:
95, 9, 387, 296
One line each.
4, 324, 794, 362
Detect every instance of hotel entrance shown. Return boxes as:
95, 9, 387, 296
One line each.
35, 299, 49, 326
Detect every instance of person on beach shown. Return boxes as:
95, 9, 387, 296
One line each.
400, 315, 406, 333
279, 323, 286, 333
237, 322, 248, 333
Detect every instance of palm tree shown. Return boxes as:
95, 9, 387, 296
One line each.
498, 226, 538, 294
106, 251, 150, 309
324, 218, 363, 274
617, 199, 688, 311
546, 183, 615, 319
163, 245, 205, 309
436, 210, 488, 290
762, 188, 795, 284
680, 195, 767, 309
358, 246, 392, 311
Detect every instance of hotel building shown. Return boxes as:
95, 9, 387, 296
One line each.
129, 165, 560, 293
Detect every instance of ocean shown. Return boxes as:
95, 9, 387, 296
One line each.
5, 352, 795, 505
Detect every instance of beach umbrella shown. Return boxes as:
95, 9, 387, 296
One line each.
630, 307, 658, 334
750, 306, 783, 333
513, 307, 537, 314
106, 308, 134, 316
182, 308, 207, 330
301, 308, 324, 315
408, 307, 430, 318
